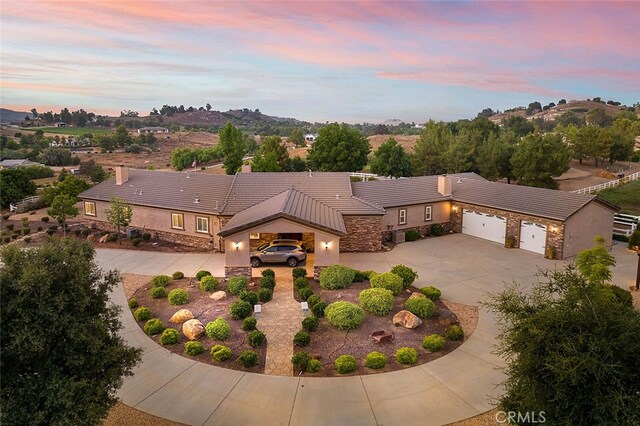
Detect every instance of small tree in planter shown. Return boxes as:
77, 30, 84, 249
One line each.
105, 196, 132, 245
47, 194, 78, 237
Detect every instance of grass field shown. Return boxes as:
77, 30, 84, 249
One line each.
597, 180, 640, 215
23, 126, 114, 136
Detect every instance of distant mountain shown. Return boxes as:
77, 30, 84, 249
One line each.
0, 108, 33, 124
486, 100, 631, 124
382, 119, 405, 126
155, 108, 306, 127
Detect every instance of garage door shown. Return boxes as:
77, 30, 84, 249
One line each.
462, 209, 506, 244
519, 222, 547, 254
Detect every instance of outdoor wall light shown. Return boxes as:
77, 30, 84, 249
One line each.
451, 205, 459, 212
233, 242, 241, 250
549, 226, 559, 233
322, 241, 330, 250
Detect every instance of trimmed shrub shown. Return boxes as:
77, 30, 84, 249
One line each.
352, 270, 366, 282
13, 229, 21, 235
3, 237, 10, 243
151, 274, 171, 287
142, 232, 151, 241
444, 325, 464, 341
160, 328, 179, 345
335, 355, 357, 374
422, 334, 446, 352
205, 318, 231, 340
230, 300, 252, 320
359, 288, 394, 316
133, 307, 151, 321
211, 344, 232, 361
23, 228, 31, 235
23, 237, 31, 243
362, 270, 376, 280
37, 226, 42, 232
41, 216, 50, 222
257, 288, 273, 303
293, 331, 311, 347
319, 265, 356, 290
238, 350, 258, 368
311, 301, 327, 318
306, 294, 321, 308
2, 213, 10, 220
185, 341, 204, 356
395, 347, 419, 365
108, 233, 118, 242
261, 268, 275, 278
81, 228, 91, 237
391, 264, 418, 288
405, 229, 420, 241
307, 359, 322, 373
6, 224, 14, 231
260, 275, 275, 290
294, 277, 309, 290
365, 351, 387, 369
248, 330, 266, 347
200, 275, 219, 292
325, 301, 365, 330
227, 276, 248, 296
172, 271, 184, 280
45, 230, 54, 236
298, 287, 313, 301
302, 315, 319, 332
196, 270, 212, 280
292, 267, 307, 279
150, 287, 166, 299
168, 288, 189, 305
242, 317, 257, 331
430, 223, 445, 236
144, 318, 165, 335
291, 352, 310, 373
404, 297, 435, 319
131, 237, 142, 246
48, 225, 58, 231
370, 272, 404, 295
128, 297, 138, 309
628, 228, 640, 249
11, 234, 18, 240
239, 290, 259, 306
421, 286, 441, 301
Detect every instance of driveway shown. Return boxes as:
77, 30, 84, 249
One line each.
101, 234, 638, 425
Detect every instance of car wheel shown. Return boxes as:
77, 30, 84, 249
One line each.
287, 257, 298, 267
250, 258, 261, 268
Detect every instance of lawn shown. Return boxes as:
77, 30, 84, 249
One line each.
23, 126, 114, 136
597, 179, 640, 215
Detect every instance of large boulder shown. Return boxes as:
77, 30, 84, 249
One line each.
392, 310, 423, 329
98, 234, 109, 243
182, 319, 205, 340
210, 291, 227, 301
408, 292, 426, 300
170, 309, 194, 323
436, 310, 459, 328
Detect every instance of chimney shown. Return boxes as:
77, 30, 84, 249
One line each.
241, 164, 252, 173
437, 175, 451, 196
115, 165, 128, 185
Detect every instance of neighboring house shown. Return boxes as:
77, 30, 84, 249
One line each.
79, 167, 616, 277
137, 127, 169, 134
0, 159, 43, 169
54, 122, 67, 127
304, 133, 318, 145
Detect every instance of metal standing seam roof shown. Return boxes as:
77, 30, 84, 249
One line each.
218, 188, 347, 237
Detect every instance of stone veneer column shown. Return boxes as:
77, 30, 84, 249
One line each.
224, 266, 252, 279
505, 215, 520, 247
340, 216, 382, 252
450, 204, 462, 233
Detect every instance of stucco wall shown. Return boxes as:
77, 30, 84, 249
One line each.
563, 201, 614, 258
382, 201, 450, 232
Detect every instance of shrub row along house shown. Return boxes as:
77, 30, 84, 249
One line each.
79, 166, 616, 277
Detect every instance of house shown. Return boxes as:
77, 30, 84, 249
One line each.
54, 122, 67, 127
79, 167, 616, 277
304, 133, 318, 145
0, 159, 43, 169
137, 127, 169, 134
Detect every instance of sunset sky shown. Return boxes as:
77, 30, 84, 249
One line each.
1, 1, 639, 123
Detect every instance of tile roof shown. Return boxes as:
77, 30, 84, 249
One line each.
219, 188, 347, 237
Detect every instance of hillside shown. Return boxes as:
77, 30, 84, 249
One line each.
155, 108, 306, 127
487, 100, 630, 124
0, 108, 33, 123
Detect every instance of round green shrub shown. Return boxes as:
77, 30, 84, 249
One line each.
292, 267, 307, 279
430, 223, 445, 236
144, 318, 165, 335
81, 228, 91, 237
185, 341, 204, 356
141, 232, 151, 241
352, 270, 366, 282
422, 334, 446, 352
365, 351, 388, 369
128, 297, 139, 309
311, 301, 327, 318
242, 316, 257, 331
291, 352, 310, 373
238, 350, 258, 368
307, 359, 322, 373
359, 288, 394, 316
294, 277, 309, 290
260, 275, 275, 290
41, 216, 49, 222
257, 288, 273, 303
301, 315, 319, 332
11, 234, 18, 240
3, 237, 10, 243
404, 296, 435, 319
22, 228, 31, 235
370, 272, 404, 295
48, 225, 58, 231
444, 325, 464, 341
205, 318, 231, 340
239, 290, 258, 306
230, 300, 252, 320
248, 330, 266, 347
395, 347, 419, 365
133, 307, 151, 321
319, 265, 356, 290
172, 271, 184, 280
23, 236, 31, 243
405, 229, 420, 241
160, 328, 179, 345
306, 294, 321, 308
151, 274, 171, 287
168, 288, 189, 305
227, 276, 248, 296
37, 226, 43, 232
628, 228, 640, 249
391, 264, 418, 288
150, 286, 166, 299
131, 238, 142, 246
74, 229, 82, 237
261, 268, 275, 278
211, 344, 232, 361
421, 286, 441, 301
5, 224, 14, 231
293, 331, 311, 347
196, 270, 212, 280
298, 287, 313, 301
335, 355, 357, 374
199, 275, 219, 292
325, 301, 365, 330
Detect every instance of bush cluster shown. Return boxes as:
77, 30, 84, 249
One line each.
292, 267, 307, 279
199, 275, 219, 292
238, 350, 258, 368
151, 274, 171, 287
291, 352, 311, 373
307, 359, 322, 373
172, 271, 184, 280
211, 344, 232, 361
168, 288, 189, 305
352, 270, 366, 282
306, 294, 321, 308
248, 330, 266, 347
365, 351, 387, 369
359, 288, 394, 316
302, 315, 319, 332
395, 347, 418, 365
422, 334, 445, 352
391, 264, 418, 288
230, 300, 252, 320
205, 318, 231, 340
257, 288, 273, 302
421, 286, 441, 301
196, 270, 211, 280
445, 325, 464, 341
294, 277, 308, 290
239, 290, 259, 306
405, 229, 420, 241
403, 296, 435, 319
335, 355, 357, 374
133, 307, 151, 321
293, 331, 311, 347
311, 301, 327, 318
142, 232, 151, 241
128, 297, 138, 309
325, 301, 364, 330
370, 272, 404, 295
606, 285, 633, 309
242, 317, 257, 331
185, 341, 204, 356
298, 287, 313, 301
261, 269, 275, 278
144, 318, 165, 335
430, 223, 445, 236
319, 265, 356, 290
362, 270, 376, 280
227, 276, 248, 295
160, 328, 179, 345
131, 238, 142, 246
150, 287, 166, 299
260, 276, 275, 290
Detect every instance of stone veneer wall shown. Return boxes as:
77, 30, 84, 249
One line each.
450, 202, 565, 259
224, 266, 252, 279
340, 216, 383, 252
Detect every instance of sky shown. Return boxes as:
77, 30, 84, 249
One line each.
1, 1, 639, 123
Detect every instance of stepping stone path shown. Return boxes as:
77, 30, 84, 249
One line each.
258, 270, 303, 376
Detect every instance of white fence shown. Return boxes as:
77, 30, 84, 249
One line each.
349, 172, 393, 181
613, 213, 639, 237
9, 195, 43, 213
571, 171, 640, 195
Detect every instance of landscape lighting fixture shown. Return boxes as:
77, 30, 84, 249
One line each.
322, 242, 330, 250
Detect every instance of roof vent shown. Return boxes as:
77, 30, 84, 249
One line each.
457, 179, 462, 183
308, 170, 313, 178
186, 173, 190, 179
180, 187, 184, 192
194, 193, 200, 203
335, 194, 340, 200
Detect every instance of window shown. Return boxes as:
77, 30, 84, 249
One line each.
249, 232, 260, 240
196, 216, 209, 234
84, 201, 96, 216
424, 205, 432, 222
171, 213, 184, 230
398, 208, 407, 225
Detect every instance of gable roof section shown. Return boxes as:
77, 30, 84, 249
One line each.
218, 188, 347, 237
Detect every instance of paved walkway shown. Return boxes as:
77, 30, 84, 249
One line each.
97, 235, 638, 425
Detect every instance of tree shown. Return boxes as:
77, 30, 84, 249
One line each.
43, 175, 90, 205
587, 108, 614, 127
113, 125, 132, 147
0, 239, 141, 425
511, 133, 571, 188
558, 98, 567, 104
79, 159, 108, 183
0, 168, 37, 207
526, 101, 542, 115
287, 155, 307, 172
503, 116, 534, 137
412, 121, 451, 176
373, 124, 389, 135
47, 194, 78, 236
289, 128, 305, 147
575, 235, 616, 285
38, 147, 78, 166
307, 123, 370, 172
370, 138, 412, 177
206, 103, 212, 111
251, 136, 289, 172
219, 122, 246, 174
105, 196, 133, 245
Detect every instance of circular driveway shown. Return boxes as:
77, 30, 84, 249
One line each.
99, 234, 638, 425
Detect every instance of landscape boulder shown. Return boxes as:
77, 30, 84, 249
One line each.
392, 310, 423, 329
436, 310, 459, 328
86, 234, 96, 242
408, 292, 426, 300
210, 291, 227, 301
182, 319, 205, 340
170, 309, 194, 323
98, 234, 109, 243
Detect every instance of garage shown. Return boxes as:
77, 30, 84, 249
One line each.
462, 209, 506, 244
519, 222, 547, 254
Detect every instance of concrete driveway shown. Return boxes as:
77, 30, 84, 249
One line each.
101, 234, 638, 426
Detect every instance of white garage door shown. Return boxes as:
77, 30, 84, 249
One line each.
519, 222, 547, 254
462, 209, 506, 244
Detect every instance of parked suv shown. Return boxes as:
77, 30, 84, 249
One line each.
250, 243, 306, 267
255, 239, 303, 252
